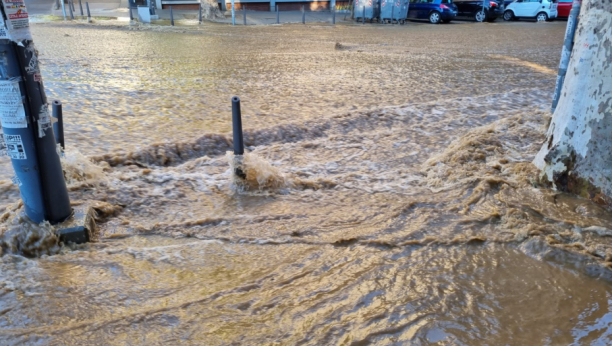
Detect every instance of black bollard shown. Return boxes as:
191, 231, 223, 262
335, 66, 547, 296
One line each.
362, 6, 365, 24
243, 5, 246, 25
231, 96, 244, 156
86, 1, 91, 22
129, 4, 133, 20
302, 5, 305, 24
170, 6, 174, 25
276, 4, 279, 24
52, 101, 65, 150
69, 1, 74, 19
198, 3, 202, 24
332, 8, 335, 24
79, 0, 84, 16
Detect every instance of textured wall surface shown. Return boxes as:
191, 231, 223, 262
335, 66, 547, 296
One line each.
534, 0, 612, 207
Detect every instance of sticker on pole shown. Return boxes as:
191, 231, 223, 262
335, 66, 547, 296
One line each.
0, 80, 27, 129
37, 104, 52, 137
0, 11, 9, 39
1, 0, 32, 42
4, 134, 27, 160
11, 175, 22, 187
0, 133, 7, 157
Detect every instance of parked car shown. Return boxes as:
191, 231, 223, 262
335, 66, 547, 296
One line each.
557, 0, 579, 18
503, 0, 558, 21
454, 0, 505, 22
408, 0, 459, 24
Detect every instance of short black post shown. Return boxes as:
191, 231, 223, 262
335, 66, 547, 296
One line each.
129, 4, 133, 20
69, 0, 74, 19
276, 4, 279, 24
199, 3, 202, 24
391, 5, 394, 24
86, 1, 91, 22
243, 5, 246, 25
302, 5, 305, 24
362, 6, 365, 24
332, 8, 335, 24
71, 0, 75, 12
170, 6, 174, 25
52, 101, 65, 150
79, 0, 84, 16
231, 96, 244, 156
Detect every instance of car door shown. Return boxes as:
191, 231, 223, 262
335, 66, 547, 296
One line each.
558, 0, 571, 17
520, 0, 541, 16
408, 0, 420, 18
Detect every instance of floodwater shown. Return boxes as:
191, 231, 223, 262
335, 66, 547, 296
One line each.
1, 20, 612, 345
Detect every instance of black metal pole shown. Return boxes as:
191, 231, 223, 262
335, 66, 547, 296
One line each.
362, 6, 365, 24
231, 96, 244, 155
86, 1, 91, 22
302, 5, 305, 24
16, 45, 72, 225
199, 3, 202, 24
332, 8, 335, 24
71, 0, 75, 12
170, 6, 174, 25
276, 4, 279, 24
129, 4, 133, 20
552, 0, 580, 113
52, 101, 65, 150
69, 1, 74, 19
243, 5, 246, 25
79, 0, 84, 16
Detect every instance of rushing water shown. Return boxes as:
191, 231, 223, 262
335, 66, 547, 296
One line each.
1, 20, 612, 345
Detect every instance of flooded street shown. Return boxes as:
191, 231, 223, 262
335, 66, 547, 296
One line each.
1, 20, 612, 344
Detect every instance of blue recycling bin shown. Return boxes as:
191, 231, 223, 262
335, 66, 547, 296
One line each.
380, 0, 409, 24
354, 0, 380, 22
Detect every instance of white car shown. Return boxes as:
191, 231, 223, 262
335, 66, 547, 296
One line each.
503, 0, 558, 21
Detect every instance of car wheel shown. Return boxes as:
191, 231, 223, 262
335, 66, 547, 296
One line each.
536, 12, 548, 22
503, 10, 514, 21
399, 19, 405, 25
475, 10, 486, 22
429, 11, 441, 24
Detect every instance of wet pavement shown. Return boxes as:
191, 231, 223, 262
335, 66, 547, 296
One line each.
2, 20, 612, 345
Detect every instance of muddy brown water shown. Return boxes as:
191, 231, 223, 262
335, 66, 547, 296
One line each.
1, 20, 612, 345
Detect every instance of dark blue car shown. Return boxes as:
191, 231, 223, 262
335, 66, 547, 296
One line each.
408, 0, 459, 23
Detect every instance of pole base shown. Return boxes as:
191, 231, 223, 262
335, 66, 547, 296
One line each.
57, 204, 97, 244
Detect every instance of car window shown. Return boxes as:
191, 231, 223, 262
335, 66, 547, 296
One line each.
441, 0, 452, 3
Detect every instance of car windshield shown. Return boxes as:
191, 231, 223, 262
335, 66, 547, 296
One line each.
441, 0, 452, 3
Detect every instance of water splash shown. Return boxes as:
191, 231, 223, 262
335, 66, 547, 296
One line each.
61, 148, 109, 188
226, 152, 290, 193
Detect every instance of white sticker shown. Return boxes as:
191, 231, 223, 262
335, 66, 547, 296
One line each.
0, 133, 7, 157
11, 175, 22, 187
1, 0, 31, 42
0, 11, 9, 39
0, 80, 27, 129
4, 134, 26, 160
37, 104, 51, 137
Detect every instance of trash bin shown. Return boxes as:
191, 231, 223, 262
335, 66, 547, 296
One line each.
380, 0, 409, 24
354, 0, 380, 23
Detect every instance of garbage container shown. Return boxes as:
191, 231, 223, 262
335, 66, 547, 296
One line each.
354, 0, 380, 22
380, 0, 409, 24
